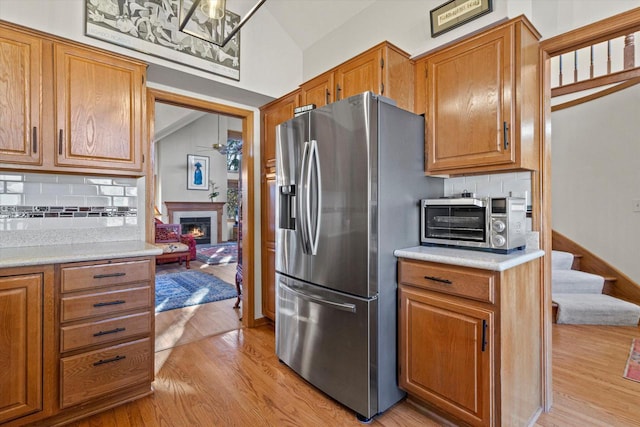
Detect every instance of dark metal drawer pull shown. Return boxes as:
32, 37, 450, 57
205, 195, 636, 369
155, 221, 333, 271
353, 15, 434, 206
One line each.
93, 300, 126, 307
423, 275, 452, 285
93, 355, 126, 366
93, 272, 126, 279
93, 327, 126, 337
32, 126, 38, 153
481, 319, 488, 352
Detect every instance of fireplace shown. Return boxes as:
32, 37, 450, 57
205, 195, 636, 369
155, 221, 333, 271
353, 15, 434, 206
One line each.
165, 202, 225, 245
180, 217, 211, 245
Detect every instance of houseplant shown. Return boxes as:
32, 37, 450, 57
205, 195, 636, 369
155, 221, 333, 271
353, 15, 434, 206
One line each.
208, 181, 220, 201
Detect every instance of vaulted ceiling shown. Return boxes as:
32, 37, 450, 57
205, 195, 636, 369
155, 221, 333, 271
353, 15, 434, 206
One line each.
265, 0, 375, 51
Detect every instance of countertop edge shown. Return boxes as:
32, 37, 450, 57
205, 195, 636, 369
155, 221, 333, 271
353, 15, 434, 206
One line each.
394, 246, 545, 271
0, 242, 163, 269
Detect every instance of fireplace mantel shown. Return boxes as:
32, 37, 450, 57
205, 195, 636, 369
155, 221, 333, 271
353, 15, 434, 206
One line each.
165, 202, 225, 243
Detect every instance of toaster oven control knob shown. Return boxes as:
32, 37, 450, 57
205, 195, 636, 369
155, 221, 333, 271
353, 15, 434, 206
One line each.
492, 234, 506, 247
492, 220, 506, 232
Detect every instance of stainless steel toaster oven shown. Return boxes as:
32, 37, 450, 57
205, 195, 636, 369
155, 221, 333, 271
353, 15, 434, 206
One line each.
420, 197, 526, 253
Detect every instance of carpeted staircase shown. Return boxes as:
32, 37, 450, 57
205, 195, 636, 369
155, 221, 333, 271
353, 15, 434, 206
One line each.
552, 250, 640, 326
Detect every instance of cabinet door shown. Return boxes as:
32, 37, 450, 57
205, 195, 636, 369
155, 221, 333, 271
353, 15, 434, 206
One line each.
399, 285, 493, 427
424, 26, 514, 172
0, 273, 43, 423
54, 43, 144, 172
0, 29, 42, 166
335, 48, 382, 101
261, 91, 299, 167
261, 173, 276, 320
300, 71, 334, 108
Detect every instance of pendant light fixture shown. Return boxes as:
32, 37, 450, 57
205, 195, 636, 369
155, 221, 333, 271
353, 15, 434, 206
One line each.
178, 0, 267, 47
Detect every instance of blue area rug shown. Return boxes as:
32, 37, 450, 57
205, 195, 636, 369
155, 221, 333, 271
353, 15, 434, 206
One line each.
155, 270, 237, 313
196, 242, 238, 265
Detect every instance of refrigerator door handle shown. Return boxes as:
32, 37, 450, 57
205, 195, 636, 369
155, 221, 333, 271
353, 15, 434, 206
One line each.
308, 139, 321, 255
298, 141, 312, 253
279, 282, 357, 313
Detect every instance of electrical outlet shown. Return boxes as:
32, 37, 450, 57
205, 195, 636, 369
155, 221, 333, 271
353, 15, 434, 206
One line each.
633, 199, 640, 212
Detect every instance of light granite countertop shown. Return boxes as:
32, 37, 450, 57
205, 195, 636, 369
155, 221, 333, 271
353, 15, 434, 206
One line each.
0, 241, 163, 269
394, 245, 545, 272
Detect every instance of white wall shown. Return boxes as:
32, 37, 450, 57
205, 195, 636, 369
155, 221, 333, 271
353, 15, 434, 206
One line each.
0, 0, 301, 99
302, 0, 640, 81
552, 85, 640, 283
156, 114, 243, 241
157, 114, 228, 207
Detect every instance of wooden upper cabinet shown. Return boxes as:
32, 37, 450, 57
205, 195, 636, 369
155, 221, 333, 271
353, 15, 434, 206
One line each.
334, 48, 383, 101
54, 43, 145, 172
300, 71, 334, 109
261, 89, 299, 167
419, 16, 541, 175
0, 28, 43, 166
300, 42, 414, 111
0, 21, 147, 176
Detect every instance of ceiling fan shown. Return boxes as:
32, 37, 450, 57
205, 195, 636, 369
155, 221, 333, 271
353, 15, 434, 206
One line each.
195, 114, 242, 155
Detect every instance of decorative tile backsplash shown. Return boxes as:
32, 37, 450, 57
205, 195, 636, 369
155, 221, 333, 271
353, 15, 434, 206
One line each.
0, 172, 145, 248
0, 205, 136, 219
443, 172, 532, 207
443, 171, 533, 232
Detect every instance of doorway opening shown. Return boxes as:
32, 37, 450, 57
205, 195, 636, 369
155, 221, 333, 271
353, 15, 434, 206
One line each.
147, 89, 256, 350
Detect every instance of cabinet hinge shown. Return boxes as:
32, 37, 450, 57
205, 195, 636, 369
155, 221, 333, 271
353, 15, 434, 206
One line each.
142, 75, 145, 84
142, 154, 145, 163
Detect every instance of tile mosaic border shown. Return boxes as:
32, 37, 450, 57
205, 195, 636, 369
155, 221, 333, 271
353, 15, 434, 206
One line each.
0, 206, 137, 219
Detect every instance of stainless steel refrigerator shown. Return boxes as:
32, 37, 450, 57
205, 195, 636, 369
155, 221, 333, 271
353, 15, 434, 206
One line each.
275, 92, 441, 421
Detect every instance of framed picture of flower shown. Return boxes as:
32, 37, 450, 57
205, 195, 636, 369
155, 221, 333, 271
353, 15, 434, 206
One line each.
187, 154, 210, 190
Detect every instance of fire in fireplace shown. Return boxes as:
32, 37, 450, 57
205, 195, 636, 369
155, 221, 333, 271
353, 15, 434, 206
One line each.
180, 217, 211, 245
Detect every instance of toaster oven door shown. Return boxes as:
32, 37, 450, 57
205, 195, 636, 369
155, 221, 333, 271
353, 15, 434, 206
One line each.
422, 204, 488, 244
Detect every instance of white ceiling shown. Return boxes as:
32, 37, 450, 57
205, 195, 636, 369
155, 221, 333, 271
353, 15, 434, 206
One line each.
265, 0, 376, 51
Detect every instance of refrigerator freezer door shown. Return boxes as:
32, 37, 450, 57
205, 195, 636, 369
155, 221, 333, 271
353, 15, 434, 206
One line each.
276, 93, 373, 297
275, 273, 377, 419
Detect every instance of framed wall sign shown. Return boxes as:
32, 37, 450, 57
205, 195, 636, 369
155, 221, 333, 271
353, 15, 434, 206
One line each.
187, 154, 210, 190
85, 0, 241, 80
430, 0, 493, 37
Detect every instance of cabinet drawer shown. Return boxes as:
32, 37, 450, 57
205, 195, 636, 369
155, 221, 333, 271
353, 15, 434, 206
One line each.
60, 311, 151, 353
60, 338, 151, 408
399, 259, 495, 303
61, 260, 151, 293
60, 286, 150, 322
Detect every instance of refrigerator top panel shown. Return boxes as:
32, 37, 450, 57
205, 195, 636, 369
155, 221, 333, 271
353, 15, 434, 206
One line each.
276, 92, 376, 297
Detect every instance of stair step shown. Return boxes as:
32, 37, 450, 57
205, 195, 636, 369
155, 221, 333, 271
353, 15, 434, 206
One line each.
552, 250, 575, 270
553, 293, 640, 326
552, 269, 604, 294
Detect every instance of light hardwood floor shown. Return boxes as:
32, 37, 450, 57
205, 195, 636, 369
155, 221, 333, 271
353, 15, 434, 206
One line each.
67, 264, 640, 426
535, 324, 640, 426
155, 259, 242, 351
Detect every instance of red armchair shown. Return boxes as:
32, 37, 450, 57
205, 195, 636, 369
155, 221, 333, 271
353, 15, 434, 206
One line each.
154, 222, 196, 268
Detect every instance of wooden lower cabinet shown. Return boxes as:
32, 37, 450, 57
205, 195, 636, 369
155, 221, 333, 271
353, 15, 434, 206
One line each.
398, 257, 543, 427
0, 256, 154, 426
399, 286, 493, 426
261, 171, 277, 321
0, 267, 53, 425
262, 243, 276, 320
